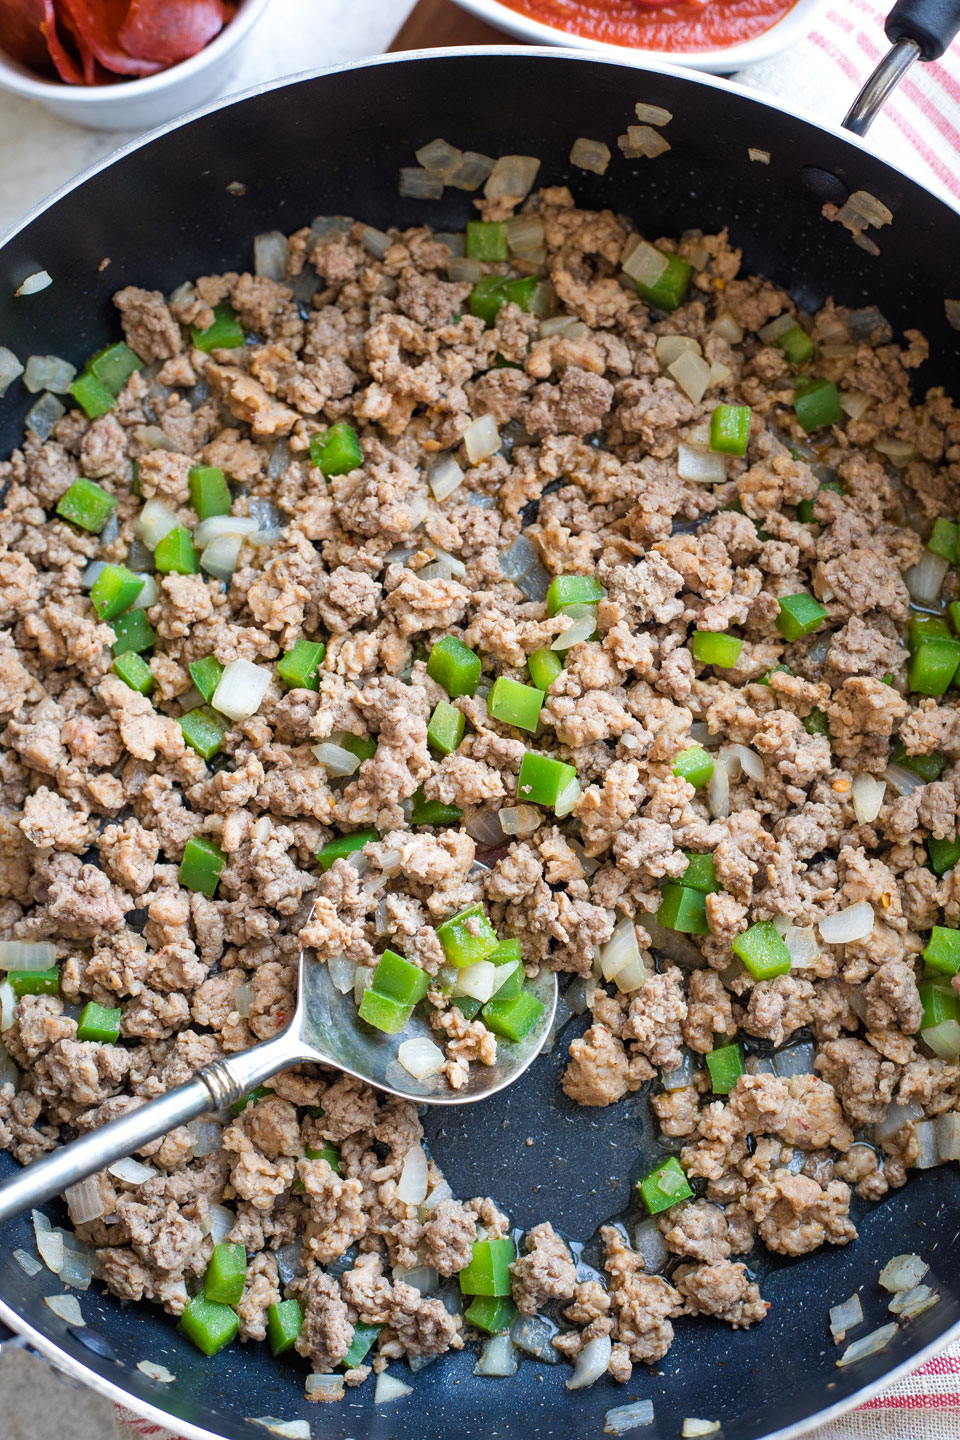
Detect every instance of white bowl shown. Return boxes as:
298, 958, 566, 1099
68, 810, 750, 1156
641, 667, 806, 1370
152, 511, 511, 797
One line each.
452, 0, 828, 72
0, 0, 273, 130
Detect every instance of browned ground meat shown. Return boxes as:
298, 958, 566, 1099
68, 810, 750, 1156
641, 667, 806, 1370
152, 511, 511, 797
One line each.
2, 176, 958, 1399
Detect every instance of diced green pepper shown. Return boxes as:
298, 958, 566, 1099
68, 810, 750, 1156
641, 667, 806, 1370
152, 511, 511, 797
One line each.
775, 593, 829, 641
69, 371, 115, 419
204, 1243, 246, 1307
949, 601, 960, 637
190, 303, 244, 352
112, 609, 155, 656
793, 376, 842, 433
528, 647, 563, 691
317, 829, 379, 871
487, 676, 543, 734
452, 995, 484, 1021
546, 574, 606, 616
112, 651, 154, 696
428, 699, 466, 754
86, 341, 143, 396
267, 1299, 303, 1357
75, 1001, 122, 1043
188, 655, 224, 704
517, 750, 580, 814
890, 742, 945, 783
487, 957, 524, 1001
470, 275, 510, 326
635, 252, 691, 312
802, 708, 830, 738
309, 421, 363, 477
919, 982, 959, 1030
775, 324, 816, 367
481, 989, 545, 1041
339, 732, 377, 764
427, 635, 482, 698
908, 615, 950, 650
341, 1321, 381, 1370
672, 745, 714, 789
56, 478, 117, 534
657, 884, 709, 936
469, 275, 550, 325
90, 564, 145, 621
178, 836, 226, 897
927, 517, 959, 561
638, 1155, 694, 1215
179, 707, 227, 761
178, 1294, 239, 1356
732, 921, 791, 980
277, 638, 326, 691
410, 785, 462, 826
9, 967, 60, 997
154, 526, 198, 575
681, 852, 720, 893
706, 1042, 744, 1095
357, 987, 412, 1034
758, 663, 794, 686
928, 835, 960, 876
797, 479, 843, 524
370, 949, 429, 1006
691, 631, 743, 668
924, 926, 960, 976
464, 1295, 517, 1334
709, 404, 752, 457
458, 1237, 516, 1296
189, 465, 232, 520
227, 1084, 273, 1117
909, 636, 960, 697
437, 903, 499, 968
304, 1143, 341, 1172
466, 220, 508, 260
487, 936, 523, 974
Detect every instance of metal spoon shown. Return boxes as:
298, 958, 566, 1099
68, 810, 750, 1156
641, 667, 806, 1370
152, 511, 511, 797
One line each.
0, 948, 557, 1225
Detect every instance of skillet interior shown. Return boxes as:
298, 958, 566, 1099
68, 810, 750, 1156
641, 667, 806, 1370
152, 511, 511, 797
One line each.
0, 48, 959, 1440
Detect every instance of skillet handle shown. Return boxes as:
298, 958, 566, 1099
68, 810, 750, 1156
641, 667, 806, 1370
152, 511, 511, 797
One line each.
844, 0, 960, 133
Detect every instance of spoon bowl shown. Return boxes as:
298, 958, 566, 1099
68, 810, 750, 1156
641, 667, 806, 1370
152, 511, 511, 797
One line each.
0, 945, 558, 1225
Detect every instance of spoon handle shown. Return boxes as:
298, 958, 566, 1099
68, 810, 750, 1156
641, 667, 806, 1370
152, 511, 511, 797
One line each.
0, 1029, 304, 1227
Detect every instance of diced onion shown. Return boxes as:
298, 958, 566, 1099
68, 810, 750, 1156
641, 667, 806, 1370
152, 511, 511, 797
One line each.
668, 350, 712, 404
194, 515, 258, 548
883, 762, 924, 798
889, 1284, 939, 1319
871, 1100, 925, 1143
879, 1253, 928, 1292
25, 392, 65, 440
677, 443, 727, 484
837, 1322, 898, 1367
251, 1420, 310, 1439
373, 1370, 412, 1403
818, 901, 874, 944
711, 312, 744, 344
306, 1372, 346, 1400
45, 1294, 84, 1326
16, 270, 52, 296
187, 1120, 222, 1158
829, 1293, 864, 1340
327, 954, 356, 995
108, 1157, 155, 1185
551, 607, 597, 651
661, 1051, 699, 1091
0, 989, 15, 1036
475, 1333, 519, 1377
936, 1111, 960, 1161
23, 354, 76, 394
921, 1018, 960, 1060
570, 137, 611, 175
633, 1218, 669, 1273
945, 298, 960, 332
911, 1118, 940, 1169
682, 1424, 719, 1438
464, 414, 501, 464
555, 776, 581, 818
783, 925, 818, 968
875, 434, 917, 467
427, 454, 463, 502
723, 743, 764, 783
605, 1400, 655, 1435
622, 238, 668, 288
134, 499, 179, 550
619, 125, 670, 159
232, 981, 254, 1019
59, 1243, 95, 1291
211, 659, 271, 721
129, 574, 158, 610
312, 743, 361, 777
422, 1180, 454, 1215
0, 941, 56, 970
484, 155, 540, 203
758, 313, 797, 343
0, 346, 24, 396
454, 961, 499, 1003
252, 231, 290, 281
499, 805, 541, 837
416, 138, 463, 178
399, 166, 443, 200
14, 1248, 42, 1277
358, 226, 390, 261
772, 1042, 816, 1078
448, 257, 483, 284
138, 1360, 177, 1383
614, 955, 649, 993
839, 190, 893, 230
462, 808, 504, 848
635, 101, 672, 125
600, 918, 640, 981
852, 774, 886, 824
511, 1312, 560, 1361
656, 335, 701, 368
81, 560, 108, 591
394, 1263, 439, 1295
398, 1038, 445, 1080
567, 1333, 612, 1390
396, 1143, 429, 1205
36, 1225, 63, 1273
748, 147, 771, 165
840, 389, 873, 420
707, 755, 730, 818
904, 551, 949, 605
200, 533, 243, 580
65, 1177, 106, 1225
506, 214, 544, 255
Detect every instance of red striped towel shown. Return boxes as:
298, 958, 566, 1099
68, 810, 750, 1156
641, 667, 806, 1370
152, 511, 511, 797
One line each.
735, 0, 960, 203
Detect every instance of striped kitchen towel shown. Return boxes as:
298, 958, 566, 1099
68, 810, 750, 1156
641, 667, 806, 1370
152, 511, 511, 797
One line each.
737, 0, 960, 205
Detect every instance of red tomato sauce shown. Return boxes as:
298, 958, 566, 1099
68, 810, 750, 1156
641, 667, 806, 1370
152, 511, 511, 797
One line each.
496, 0, 798, 52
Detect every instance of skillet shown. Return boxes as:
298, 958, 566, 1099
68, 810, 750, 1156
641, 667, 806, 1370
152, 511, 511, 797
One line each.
1, 9, 960, 1436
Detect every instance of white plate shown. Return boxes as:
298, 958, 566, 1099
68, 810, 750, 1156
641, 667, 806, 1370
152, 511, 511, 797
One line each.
452, 0, 828, 73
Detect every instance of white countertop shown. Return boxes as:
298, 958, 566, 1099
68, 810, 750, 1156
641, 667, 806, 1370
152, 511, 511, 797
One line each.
0, 0, 417, 235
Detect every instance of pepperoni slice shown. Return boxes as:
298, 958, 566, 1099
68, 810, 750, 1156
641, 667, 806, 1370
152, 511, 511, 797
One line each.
118, 0, 226, 65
